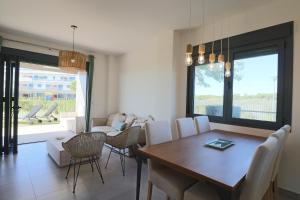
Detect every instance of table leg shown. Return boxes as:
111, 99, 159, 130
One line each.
136, 156, 142, 200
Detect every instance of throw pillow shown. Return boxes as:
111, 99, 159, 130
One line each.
125, 114, 137, 129
112, 119, 126, 131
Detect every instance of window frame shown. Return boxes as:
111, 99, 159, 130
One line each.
186, 22, 293, 130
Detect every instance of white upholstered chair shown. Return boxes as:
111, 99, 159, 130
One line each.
176, 118, 198, 138
270, 125, 290, 199
194, 116, 210, 134
184, 136, 279, 200
145, 121, 196, 200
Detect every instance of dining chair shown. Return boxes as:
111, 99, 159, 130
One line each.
270, 125, 291, 199
145, 121, 196, 200
105, 126, 141, 176
194, 116, 210, 134
184, 136, 279, 200
176, 118, 198, 138
62, 132, 106, 193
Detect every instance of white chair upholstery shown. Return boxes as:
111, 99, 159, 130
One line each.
270, 126, 290, 182
194, 116, 210, 134
184, 136, 279, 200
176, 118, 198, 138
184, 182, 219, 200
145, 121, 196, 200
239, 136, 279, 200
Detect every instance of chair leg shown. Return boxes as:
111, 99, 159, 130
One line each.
94, 157, 105, 184
119, 148, 126, 176
65, 159, 72, 179
89, 158, 94, 172
73, 159, 81, 193
147, 181, 153, 200
105, 146, 113, 169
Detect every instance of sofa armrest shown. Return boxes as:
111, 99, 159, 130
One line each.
92, 118, 107, 127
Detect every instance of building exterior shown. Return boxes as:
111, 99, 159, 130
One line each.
19, 68, 76, 100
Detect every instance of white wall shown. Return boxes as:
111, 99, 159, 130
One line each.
119, 30, 175, 121
118, 0, 300, 194
107, 55, 120, 114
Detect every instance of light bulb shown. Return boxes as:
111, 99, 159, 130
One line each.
71, 58, 76, 63
198, 54, 205, 64
225, 61, 231, 78
185, 53, 193, 66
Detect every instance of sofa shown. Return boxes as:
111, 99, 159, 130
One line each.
91, 113, 154, 146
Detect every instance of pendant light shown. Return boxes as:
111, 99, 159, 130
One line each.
208, 41, 216, 69
225, 37, 231, 77
59, 25, 86, 73
185, 0, 193, 66
218, 39, 225, 69
198, 0, 205, 64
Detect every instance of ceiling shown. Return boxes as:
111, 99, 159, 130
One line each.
0, 0, 273, 54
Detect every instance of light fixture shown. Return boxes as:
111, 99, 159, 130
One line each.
197, 0, 206, 64
186, 44, 193, 66
208, 41, 215, 69
218, 39, 225, 69
198, 44, 205, 64
225, 37, 231, 77
185, 0, 193, 66
59, 25, 86, 73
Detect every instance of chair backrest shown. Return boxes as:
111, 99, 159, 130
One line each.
62, 132, 106, 159
282, 124, 291, 133
42, 103, 58, 117
194, 116, 210, 134
145, 121, 172, 146
176, 118, 197, 138
25, 105, 42, 118
270, 126, 290, 181
239, 136, 279, 200
125, 126, 141, 147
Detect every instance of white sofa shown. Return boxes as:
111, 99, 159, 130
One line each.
91, 113, 154, 145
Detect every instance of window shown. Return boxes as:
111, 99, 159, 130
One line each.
186, 22, 293, 130
232, 53, 278, 122
194, 63, 224, 117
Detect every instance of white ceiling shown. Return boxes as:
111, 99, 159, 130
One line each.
0, 0, 273, 54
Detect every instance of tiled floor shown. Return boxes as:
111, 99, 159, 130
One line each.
0, 142, 165, 200
0, 142, 297, 200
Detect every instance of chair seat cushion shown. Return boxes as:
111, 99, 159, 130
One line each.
149, 165, 196, 200
184, 182, 220, 200
91, 126, 122, 137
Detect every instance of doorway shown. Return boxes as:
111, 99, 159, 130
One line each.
0, 55, 20, 154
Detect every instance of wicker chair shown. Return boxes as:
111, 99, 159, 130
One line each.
62, 132, 106, 193
105, 126, 141, 176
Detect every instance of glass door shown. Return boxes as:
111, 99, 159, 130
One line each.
0, 55, 20, 155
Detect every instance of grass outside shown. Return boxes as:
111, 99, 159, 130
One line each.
194, 94, 277, 121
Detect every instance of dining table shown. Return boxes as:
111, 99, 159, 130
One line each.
135, 129, 266, 200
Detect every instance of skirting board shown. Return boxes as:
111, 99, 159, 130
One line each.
279, 188, 300, 200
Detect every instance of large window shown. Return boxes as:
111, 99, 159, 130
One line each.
186, 22, 293, 130
232, 53, 278, 122
194, 63, 224, 117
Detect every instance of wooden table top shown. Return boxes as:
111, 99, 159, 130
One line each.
138, 129, 266, 191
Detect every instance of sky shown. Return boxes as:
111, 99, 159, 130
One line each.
194, 54, 278, 96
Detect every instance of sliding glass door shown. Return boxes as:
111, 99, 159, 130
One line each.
0, 55, 20, 155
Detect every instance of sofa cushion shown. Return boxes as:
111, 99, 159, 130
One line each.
125, 114, 137, 129
91, 126, 116, 133
111, 120, 126, 131
132, 115, 155, 128
91, 126, 123, 137
107, 113, 126, 126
